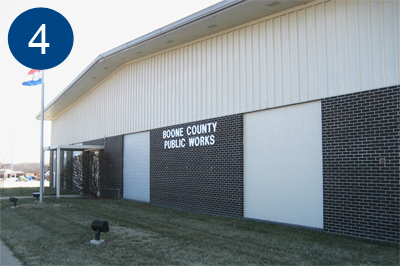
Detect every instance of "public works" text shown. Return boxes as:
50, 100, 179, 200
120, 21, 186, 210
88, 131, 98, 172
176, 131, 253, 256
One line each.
163, 122, 217, 149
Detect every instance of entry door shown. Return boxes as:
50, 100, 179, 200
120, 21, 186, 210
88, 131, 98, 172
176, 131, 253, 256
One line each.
123, 131, 150, 202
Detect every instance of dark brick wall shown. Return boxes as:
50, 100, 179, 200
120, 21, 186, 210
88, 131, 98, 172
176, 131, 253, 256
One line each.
322, 86, 399, 243
80, 86, 398, 243
84, 137, 123, 199
150, 114, 243, 217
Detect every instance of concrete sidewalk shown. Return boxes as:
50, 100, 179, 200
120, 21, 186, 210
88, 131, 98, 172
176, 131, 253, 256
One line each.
0, 178, 91, 200
0, 194, 89, 200
0, 180, 91, 265
1, 240, 22, 266
1, 194, 89, 265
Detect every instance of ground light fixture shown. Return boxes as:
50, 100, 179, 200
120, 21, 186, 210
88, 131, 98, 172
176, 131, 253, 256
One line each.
9, 197, 18, 208
90, 220, 109, 245
33, 192, 40, 201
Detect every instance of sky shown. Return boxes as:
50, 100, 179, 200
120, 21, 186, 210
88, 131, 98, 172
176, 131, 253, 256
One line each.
0, 0, 221, 165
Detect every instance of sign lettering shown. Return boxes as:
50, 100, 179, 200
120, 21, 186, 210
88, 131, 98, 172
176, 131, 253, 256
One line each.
163, 122, 217, 149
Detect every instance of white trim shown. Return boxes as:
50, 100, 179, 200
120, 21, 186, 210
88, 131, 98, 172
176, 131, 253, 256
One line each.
44, 145, 104, 151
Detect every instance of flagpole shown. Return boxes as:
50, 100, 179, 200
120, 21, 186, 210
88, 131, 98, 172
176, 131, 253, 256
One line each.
40, 70, 44, 203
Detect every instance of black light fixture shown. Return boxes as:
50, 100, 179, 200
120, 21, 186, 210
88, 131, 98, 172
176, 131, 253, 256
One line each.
207, 24, 218, 29
266, 1, 280, 7
90, 220, 109, 245
9, 197, 18, 208
33, 192, 40, 201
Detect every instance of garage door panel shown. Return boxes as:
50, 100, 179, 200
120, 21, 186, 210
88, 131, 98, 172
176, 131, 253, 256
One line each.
123, 131, 150, 202
244, 101, 323, 229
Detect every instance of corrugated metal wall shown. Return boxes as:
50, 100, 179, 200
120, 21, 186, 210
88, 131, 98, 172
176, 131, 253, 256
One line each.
52, 0, 400, 145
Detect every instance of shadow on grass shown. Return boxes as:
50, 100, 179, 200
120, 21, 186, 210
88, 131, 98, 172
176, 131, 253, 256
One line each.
0, 197, 398, 265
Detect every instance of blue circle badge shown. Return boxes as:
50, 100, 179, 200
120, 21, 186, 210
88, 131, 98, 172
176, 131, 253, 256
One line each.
8, 8, 74, 70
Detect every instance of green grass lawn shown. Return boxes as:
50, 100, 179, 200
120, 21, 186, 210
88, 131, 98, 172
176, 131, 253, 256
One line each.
0, 197, 398, 265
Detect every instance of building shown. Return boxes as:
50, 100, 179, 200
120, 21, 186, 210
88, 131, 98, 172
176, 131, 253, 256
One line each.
40, 0, 399, 243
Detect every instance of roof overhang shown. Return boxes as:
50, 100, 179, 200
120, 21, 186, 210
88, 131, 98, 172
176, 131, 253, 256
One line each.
44, 145, 104, 151
37, 0, 313, 121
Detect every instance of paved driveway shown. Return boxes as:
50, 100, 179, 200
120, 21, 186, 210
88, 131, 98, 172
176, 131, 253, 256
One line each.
1, 177, 49, 188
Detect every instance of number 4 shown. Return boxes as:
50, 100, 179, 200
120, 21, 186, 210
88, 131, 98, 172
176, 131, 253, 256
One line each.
29, 24, 50, 54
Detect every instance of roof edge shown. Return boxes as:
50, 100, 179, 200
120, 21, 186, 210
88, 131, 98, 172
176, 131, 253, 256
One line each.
36, 0, 246, 120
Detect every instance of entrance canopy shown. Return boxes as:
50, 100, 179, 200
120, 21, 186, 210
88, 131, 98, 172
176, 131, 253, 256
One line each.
44, 145, 104, 198
44, 145, 104, 151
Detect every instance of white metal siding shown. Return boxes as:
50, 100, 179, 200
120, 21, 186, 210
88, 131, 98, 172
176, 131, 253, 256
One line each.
51, 0, 400, 145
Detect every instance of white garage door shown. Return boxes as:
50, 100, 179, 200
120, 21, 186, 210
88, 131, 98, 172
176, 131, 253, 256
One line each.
244, 101, 323, 229
123, 131, 150, 202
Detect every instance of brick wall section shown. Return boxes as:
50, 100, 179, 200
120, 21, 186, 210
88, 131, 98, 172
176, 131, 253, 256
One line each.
150, 114, 243, 217
84, 137, 123, 199
322, 86, 399, 243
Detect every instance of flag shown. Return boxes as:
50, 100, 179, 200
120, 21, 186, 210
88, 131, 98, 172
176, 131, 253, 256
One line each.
22, 69, 42, 86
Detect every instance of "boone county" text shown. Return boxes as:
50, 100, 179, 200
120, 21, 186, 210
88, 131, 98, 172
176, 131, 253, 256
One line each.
163, 122, 217, 149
